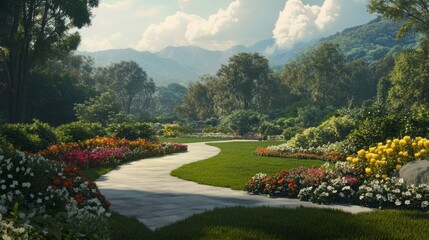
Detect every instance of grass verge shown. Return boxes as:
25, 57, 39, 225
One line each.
109, 207, 429, 240
171, 141, 323, 190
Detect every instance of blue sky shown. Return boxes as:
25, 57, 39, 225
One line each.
78, 0, 375, 52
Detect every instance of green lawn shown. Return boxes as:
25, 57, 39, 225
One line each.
158, 137, 231, 143
171, 141, 324, 190
109, 207, 429, 240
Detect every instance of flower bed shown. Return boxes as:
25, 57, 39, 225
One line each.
0, 149, 111, 239
246, 137, 429, 211
35, 137, 187, 168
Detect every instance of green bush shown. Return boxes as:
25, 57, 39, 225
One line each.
259, 121, 282, 135
107, 122, 155, 140
345, 115, 400, 152
56, 121, 105, 142
282, 126, 303, 140
26, 119, 58, 149
220, 110, 261, 136
289, 116, 356, 148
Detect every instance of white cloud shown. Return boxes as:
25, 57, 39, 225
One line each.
272, 0, 372, 50
80, 32, 123, 52
136, 0, 284, 52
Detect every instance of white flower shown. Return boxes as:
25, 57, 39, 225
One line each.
1, 185, 5, 190
399, 179, 404, 184
7, 174, 12, 179
416, 194, 422, 199
395, 200, 402, 206
405, 200, 411, 205
37, 198, 42, 204
421, 201, 429, 208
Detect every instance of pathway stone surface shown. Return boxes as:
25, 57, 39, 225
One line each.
96, 141, 372, 230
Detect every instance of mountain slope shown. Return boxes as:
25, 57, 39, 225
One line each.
78, 18, 418, 86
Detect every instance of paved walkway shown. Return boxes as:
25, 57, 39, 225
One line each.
96, 141, 372, 230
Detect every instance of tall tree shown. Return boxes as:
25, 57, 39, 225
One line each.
0, 0, 99, 122
216, 53, 276, 112
304, 43, 348, 106
96, 61, 155, 115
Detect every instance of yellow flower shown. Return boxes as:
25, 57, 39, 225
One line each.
396, 165, 402, 170
402, 151, 408, 157
404, 136, 411, 142
385, 148, 394, 156
365, 168, 372, 175
424, 140, 429, 148
346, 156, 353, 162
352, 158, 359, 164
393, 139, 400, 145
415, 152, 421, 158
399, 139, 407, 146
358, 149, 366, 157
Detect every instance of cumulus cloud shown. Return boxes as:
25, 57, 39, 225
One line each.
136, 0, 284, 52
272, 0, 372, 50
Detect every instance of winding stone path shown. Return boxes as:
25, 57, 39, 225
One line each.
96, 141, 372, 230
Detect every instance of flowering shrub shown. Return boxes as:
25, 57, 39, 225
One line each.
0, 149, 111, 239
356, 178, 429, 210
346, 136, 429, 178
36, 137, 187, 169
163, 124, 181, 137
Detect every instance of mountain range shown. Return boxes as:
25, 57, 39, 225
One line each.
78, 17, 417, 86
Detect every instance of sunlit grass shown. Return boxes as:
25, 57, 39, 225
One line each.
171, 141, 323, 190
157, 137, 231, 143
108, 207, 429, 240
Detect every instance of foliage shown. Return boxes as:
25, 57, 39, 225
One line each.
153, 83, 187, 117
26, 56, 97, 125
95, 61, 155, 116
220, 110, 262, 136
289, 116, 356, 148
107, 122, 155, 140
0, 120, 57, 152
258, 121, 282, 136
345, 115, 400, 152
55, 121, 105, 143
0, 149, 111, 239
368, 0, 429, 38
254, 147, 346, 163
0, 0, 99, 122
74, 91, 130, 125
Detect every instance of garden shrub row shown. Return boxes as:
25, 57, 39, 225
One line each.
0, 120, 156, 152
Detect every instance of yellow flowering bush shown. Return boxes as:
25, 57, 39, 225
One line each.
347, 136, 429, 178
163, 124, 181, 137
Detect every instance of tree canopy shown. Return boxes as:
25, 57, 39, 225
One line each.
0, 0, 99, 122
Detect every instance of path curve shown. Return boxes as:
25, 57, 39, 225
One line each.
96, 141, 372, 230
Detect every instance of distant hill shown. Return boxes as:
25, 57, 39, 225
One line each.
78, 17, 417, 86
294, 17, 418, 62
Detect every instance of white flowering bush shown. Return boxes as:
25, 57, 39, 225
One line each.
357, 177, 429, 210
298, 177, 357, 204
0, 147, 111, 239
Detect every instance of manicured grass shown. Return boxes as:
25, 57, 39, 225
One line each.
81, 164, 117, 181
171, 141, 324, 190
158, 137, 231, 143
108, 207, 429, 240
